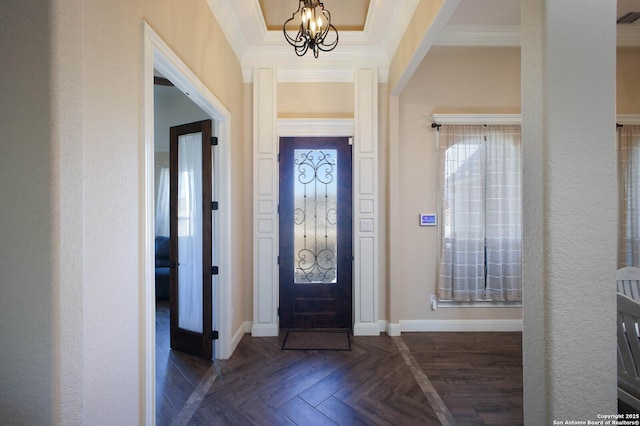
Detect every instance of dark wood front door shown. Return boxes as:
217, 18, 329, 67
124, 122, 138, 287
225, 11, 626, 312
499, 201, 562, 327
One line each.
279, 137, 353, 329
169, 120, 213, 359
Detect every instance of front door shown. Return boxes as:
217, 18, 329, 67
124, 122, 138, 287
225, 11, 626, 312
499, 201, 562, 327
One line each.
169, 120, 213, 359
279, 137, 353, 329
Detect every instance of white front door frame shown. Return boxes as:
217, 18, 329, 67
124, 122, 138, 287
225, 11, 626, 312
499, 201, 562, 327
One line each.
251, 67, 380, 337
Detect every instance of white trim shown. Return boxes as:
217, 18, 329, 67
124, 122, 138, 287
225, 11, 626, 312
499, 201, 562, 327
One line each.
142, 25, 156, 426
143, 20, 234, 425
251, 323, 279, 337
230, 322, 248, 355
277, 67, 355, 83
431, 114, 522, 125
353, 322, 381, 336
618, 114, 640, 125
278, 119, 355, 137
251, 67, 279, 338
390, 0, 460, 96
437, 301, 522, 308
387, 322, 401, 337
243, 321, 253, 333
207, 0, 420, 82
400, 319, 523, 333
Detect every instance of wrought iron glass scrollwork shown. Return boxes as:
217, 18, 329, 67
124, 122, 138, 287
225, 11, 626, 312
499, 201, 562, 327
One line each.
293, 149, 338, 284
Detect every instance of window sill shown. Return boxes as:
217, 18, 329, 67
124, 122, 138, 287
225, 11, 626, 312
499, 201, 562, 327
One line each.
436, 300, 522, 308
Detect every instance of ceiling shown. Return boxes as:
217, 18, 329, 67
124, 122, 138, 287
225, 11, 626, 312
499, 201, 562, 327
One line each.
206, 0, 640, 83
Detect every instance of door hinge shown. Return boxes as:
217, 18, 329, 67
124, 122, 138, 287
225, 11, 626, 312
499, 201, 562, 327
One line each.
277, 153, 280, 162
211, 136, 218, 146
211, 201, 219, 210
277, 307, 280, 317
211, 330, 219, 340
211, 266, 219, 275
277, 255, 280, 265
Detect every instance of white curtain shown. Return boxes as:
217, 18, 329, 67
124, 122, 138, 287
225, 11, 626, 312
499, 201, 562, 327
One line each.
155, 166, 170, 237
177, 133, 203, 333
437, 124, 522, 302
619, 125, 640, 268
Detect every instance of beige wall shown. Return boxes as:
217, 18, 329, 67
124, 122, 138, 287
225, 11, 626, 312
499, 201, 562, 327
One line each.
390, 43, 639, 324
278, 82, 354, 118
617, 47, 640, 114
392, 46, 523, 323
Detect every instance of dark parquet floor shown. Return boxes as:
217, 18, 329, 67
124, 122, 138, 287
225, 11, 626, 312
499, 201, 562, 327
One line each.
156, 301, 524, 425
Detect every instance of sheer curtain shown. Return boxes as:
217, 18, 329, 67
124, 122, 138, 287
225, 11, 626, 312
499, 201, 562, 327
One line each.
619, 125, 640, 267
484, 125, 522, 301
177, 133, 203, 333
437, 124, 522, 302
155, 166, 170, 237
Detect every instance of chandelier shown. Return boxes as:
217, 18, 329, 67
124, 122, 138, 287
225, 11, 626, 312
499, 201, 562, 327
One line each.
283, 0, 339, 58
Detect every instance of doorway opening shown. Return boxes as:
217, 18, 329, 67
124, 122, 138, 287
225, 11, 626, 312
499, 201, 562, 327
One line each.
143, 22, 232, 424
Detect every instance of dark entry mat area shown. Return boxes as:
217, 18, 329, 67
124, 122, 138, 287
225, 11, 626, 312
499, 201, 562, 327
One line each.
282, 330, 351, 351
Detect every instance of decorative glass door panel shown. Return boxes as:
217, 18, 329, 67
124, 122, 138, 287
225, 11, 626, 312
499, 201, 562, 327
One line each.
280, 138, 352, 329
293, 149, 338, 284
169, 120, 213, 360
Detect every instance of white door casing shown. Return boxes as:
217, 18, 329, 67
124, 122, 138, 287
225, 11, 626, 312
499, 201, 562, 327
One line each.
251, 67, 380, 336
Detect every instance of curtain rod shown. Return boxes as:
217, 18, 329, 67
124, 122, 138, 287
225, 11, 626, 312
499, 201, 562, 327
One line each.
431, 122, 493, 130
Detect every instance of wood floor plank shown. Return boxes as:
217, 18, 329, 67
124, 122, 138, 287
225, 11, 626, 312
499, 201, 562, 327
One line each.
279, 396, 337, 426
316, 396, 377, 426
238, 397, 297, 426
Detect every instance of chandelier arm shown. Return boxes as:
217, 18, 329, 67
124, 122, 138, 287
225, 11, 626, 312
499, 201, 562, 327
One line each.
315, 24, 339, 52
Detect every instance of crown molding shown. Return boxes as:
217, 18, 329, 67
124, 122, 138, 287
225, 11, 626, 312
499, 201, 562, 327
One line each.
241, 43, 389, 83
363, 0, 420, 57
434, 25, 640, 47
431, 114, 522, 125
206, 0, 249, 60
210, 0, 415, 83
434, 25, 521, 47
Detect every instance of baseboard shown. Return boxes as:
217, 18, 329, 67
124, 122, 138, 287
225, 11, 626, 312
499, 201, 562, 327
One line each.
353, 322, 381, 336
251, 323, 279, 337
398, 319, 523, 332
387, 322, 401, 336
228, 322, 248, 356
243, 321, 252, 333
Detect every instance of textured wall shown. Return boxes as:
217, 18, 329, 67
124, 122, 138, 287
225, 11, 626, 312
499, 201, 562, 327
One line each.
0, 1, 54, 423
522, 0, 617, 421
0, 0, 248, 423
543, 0, 617, 418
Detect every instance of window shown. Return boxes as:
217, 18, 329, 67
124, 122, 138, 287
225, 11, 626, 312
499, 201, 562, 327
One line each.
619, 125, 640, 267
437, 124, 522, 302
